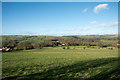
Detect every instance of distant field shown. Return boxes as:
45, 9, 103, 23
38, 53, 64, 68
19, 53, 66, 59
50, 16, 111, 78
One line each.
2, 36, 59, 43
100, 40, 118, 43
2, 46, 119, 79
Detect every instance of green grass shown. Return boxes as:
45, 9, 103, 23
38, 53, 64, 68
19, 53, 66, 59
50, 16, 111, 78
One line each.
100, 40, 118, 43
2, 36, 60, 43
2, 46, 119, 79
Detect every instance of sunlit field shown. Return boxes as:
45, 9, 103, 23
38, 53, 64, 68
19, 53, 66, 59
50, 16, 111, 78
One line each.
2, 46, 119, 79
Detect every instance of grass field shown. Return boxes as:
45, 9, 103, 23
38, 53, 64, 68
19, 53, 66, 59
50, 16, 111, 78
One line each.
100, 40, 118, 43
2, 46, 119, 79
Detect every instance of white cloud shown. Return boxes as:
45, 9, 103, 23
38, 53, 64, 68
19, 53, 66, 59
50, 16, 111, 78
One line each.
94, 4, 109, 13
97, 21, 118, 27
90, 21, 96, 24
90, 33, 95, 35
108, 21, 118, 27
83, 8, 88, 13
100, 24, 106, 26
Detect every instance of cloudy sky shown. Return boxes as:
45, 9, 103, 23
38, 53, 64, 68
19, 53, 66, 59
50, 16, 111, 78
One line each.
2, 2, 118, 36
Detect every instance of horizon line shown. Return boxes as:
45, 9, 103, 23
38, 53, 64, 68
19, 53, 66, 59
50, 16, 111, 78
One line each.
0, 34, 118, 36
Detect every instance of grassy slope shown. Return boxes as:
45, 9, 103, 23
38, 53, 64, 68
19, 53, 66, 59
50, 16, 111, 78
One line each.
2, 47, 119, 79
2, 36, 59, 43
100, 40, 118, 43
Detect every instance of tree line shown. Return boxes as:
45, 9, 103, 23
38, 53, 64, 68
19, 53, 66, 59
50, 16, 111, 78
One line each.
1, 35, 118, 51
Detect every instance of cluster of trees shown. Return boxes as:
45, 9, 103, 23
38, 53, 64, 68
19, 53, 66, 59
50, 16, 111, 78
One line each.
1, 35, 118, 51
52, 37, 118, 47
2, 40, 60, 51
2, 40, 44, 50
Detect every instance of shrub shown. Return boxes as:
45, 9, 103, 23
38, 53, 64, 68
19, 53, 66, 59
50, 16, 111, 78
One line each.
62, 47, 65, 49
67, 46, 70, 49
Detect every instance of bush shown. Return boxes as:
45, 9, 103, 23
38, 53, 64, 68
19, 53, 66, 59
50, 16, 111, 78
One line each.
62, 47, 65, 49
67, 46, 70, 49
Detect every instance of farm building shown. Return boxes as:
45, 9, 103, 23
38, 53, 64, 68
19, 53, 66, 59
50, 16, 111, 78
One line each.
2, 46, 15, 52
0, 49, 2, 52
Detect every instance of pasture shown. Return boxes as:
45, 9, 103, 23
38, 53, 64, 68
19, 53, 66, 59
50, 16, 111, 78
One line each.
2, 46, 119, 79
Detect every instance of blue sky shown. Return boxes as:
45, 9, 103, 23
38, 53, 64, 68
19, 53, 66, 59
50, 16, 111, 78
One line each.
2, 0, 120, 2
2, 2, 118, 36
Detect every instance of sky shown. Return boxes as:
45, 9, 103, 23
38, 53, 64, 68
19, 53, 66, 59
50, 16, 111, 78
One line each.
2, 2, 118, 36
2, 0, 120, 2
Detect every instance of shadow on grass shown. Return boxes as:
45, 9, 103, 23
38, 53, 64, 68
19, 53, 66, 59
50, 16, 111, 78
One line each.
3, 57, 119, 80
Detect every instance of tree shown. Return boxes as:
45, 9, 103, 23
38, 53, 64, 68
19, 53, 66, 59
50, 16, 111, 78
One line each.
23, 42, 33, 50
8, 40, 17, 47
16, 42, 33, 50
16, 43, 24, 50
32, 42, 43, 49
2, 40, 9, 47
